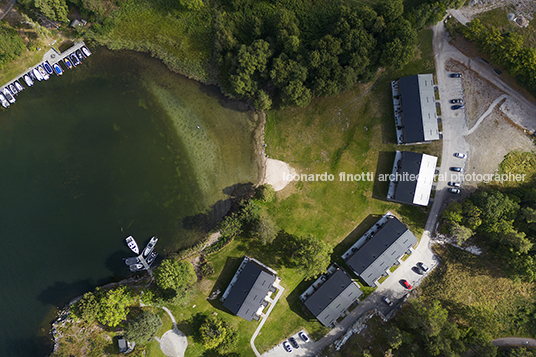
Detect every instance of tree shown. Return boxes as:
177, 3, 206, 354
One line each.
71, 291, 99, 324
385, 325, 403, 350
178, 0, 204, 11
450, 222, 473, 245
255, 184, 276, 202
96, 286, 134, 327
0, 27, 25, 69
251, 213, 279, 245
198, 315, 238, 352
254, 90, 272, 111
124, 310, 162, 344
153, 259, 196, 292
282, 233, 332, 278
19, 0, 69, 22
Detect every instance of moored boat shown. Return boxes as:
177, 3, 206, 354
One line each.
43, 61, 54, 75
14, 81, 24, 92
76, 49, 84, 61
38, 66, 49, 80
70, 54, 80, 66
124, 257, 140, 266
143, 236, 158, 257
0, 94, 9, 108
33, 68, 44, 81
53, 63, 63, 76
2, 88, 15, 103
125, 236, 139, 254
146, 252, 158, 265
129, 263, 144, 272
8, 84, 18, 95
82, 46, 91, 57
64, 58, 73, 69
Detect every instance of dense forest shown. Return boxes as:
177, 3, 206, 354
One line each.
442, 151, 536, 282
9, 0, 468, 109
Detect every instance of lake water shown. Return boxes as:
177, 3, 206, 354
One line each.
0, 48, 262, 356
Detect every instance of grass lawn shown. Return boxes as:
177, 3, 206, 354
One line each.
155, 28, 439, 356
103, 0, 214, 82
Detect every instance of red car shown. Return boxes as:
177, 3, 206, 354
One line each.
402, 279, 412, 289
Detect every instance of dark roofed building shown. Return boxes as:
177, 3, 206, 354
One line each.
387, 151, 437, 206
220, 256, 278, 321
344, 215, 418, 286
302, 265, 363, 327
392, 74, 439, 145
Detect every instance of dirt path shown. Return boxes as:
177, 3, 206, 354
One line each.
0, 0, 15, 21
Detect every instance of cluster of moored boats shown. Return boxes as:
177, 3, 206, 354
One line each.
0, 45, 92, 109
124, 236, 158, 272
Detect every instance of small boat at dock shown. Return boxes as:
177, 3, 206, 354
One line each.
146, 252, 158, 265
82, 46, 91, 57
0, 94, 9, 108
14, 81, 24, 92
2, 88, 15, 103
76, 49, 84, 61
143, 236, 158, 257
64, 58, 73, 69
38, 66, 49, 80
43, 62, 54, 75
70, 54, 80, 66
33, 68, 43, 81
124, 257, 140, 266
53, 63, 63, 76
24, 75, 34, 87
125, 236, 139, 254
129, 263, 144, 272
8, 84, 18, 95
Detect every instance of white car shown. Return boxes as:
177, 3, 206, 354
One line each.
454, 152, 467, 159
283, 341, 292, 353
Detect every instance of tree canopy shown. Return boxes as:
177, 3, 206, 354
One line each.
153, 259, 197, 291
124, 310, 162, 344
71, 286, 134, 327
0, 27, 25, 70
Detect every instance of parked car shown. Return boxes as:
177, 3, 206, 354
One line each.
382, 296, 393, 306
283, 341, 292, 353
299, 331, 310, 342
451, 104, 465, 110
494, 68, 502, 75
454, 152, 467, 159
289, 337, 299, 349
402, 279, 412, 289
450, 72, 462, 78
418, 262, 429, 272
448, 188, 461, 194
448, 182, 461, 187
413, 266, 424, 275
450, 167, 463, 172
450, 98, 463, 104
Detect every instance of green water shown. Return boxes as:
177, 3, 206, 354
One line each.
0, 48, 261, 356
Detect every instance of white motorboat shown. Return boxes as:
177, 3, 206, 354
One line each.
146, 252, 158, 265
129, 263, 144, 272
143, 236, 158, 257
2, 88, 15, 103
33, 68, 44, 81
124, 257, 140, 266
38, 66, 50, 80
14, 81, 24, 92
24, 75, 34, 87
0, 94, 9, 108
125, 236, 139, 254
82, 46, 91, 57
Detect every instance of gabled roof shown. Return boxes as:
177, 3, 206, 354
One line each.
346, 217, 418, 286
304, 268, 363, 327
398, 74, 439, 144
222, 259, 276, 321
391, 151, 437, 206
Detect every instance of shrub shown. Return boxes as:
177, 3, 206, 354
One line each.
124, 310, 162, 344
255, 184, 276, 203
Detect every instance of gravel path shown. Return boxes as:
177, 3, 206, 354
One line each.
152, 306, 188, 357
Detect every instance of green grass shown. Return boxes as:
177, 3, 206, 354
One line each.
100, 0, 214, 82
477, 7, 536, 48
139, 28, 438, 356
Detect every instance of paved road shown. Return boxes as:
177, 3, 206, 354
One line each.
493, 337, 536, 348
251, 282, 285, 357
0, 0, 16, 21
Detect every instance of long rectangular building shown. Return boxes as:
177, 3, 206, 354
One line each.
220, 256, 278, 321
344, 216, 418, 287
303, 265, 363, 327
392, 74, 440, 144
387, 151, 437, 206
